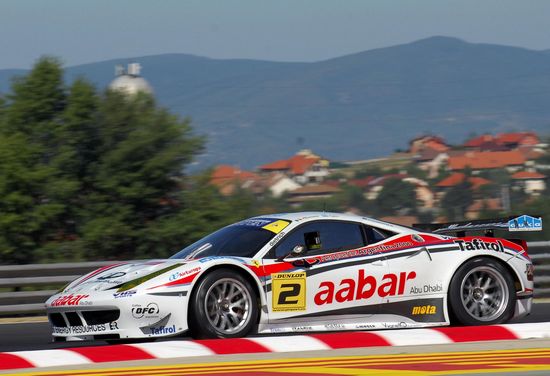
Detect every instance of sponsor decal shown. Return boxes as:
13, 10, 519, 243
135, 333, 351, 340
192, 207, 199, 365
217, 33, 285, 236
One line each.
269, 231, 286, 246
509, 215, 542, 231
320, 242, 414, 263
50, 294, 90, 307
412, 305, 437, 315
314, 270, 416, 305
233, 218, 290, 233
131, 302, 160, 319
168, 267, 201, 282
150, 324, 176, 335
109, 321, 119, 330
262, 220, 290, 234
410, 283, 443, 294
272, 272, 306, 312
325, 323, 345, 330
53, 324, 106, 335
97, 272, 126, 281
234, 218, 273, 228
364, 242, 413, 254
292, 325, 313, 331
113, 290, 136, 298
198, 256, 244, 263
382, 322, 408, 329
454, 239, 504, 252
355, 324, 376, 329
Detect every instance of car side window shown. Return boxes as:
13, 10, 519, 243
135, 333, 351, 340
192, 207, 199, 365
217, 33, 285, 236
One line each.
273, 221, 365, 259
363, 225, 396, 244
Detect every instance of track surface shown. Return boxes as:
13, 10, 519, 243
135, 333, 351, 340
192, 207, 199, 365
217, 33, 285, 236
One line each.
0, 302, 549, 352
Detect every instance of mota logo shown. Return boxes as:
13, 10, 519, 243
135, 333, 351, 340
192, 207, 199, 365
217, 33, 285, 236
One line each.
412, 305, 437, 315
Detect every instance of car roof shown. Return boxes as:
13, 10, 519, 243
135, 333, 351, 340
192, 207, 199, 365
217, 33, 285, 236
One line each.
251, 211, 415, 234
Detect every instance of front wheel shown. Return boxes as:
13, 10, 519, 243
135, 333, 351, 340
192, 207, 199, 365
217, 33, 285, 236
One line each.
188, 269, 258, 339
448, 258, 516, 325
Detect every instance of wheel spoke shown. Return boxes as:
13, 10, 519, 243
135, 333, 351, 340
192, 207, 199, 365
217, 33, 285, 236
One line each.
203, 277, 253, 335
459, 265, 509, 322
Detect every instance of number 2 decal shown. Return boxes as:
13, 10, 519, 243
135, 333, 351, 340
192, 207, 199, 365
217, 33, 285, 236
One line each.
272, 272, 306, 311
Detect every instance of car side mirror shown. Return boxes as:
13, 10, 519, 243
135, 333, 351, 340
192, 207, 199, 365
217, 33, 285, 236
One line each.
291, 245, 306, 257
276, 244, 306, 262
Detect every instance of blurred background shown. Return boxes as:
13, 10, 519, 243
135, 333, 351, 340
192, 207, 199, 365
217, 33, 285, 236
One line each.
0, 0, 549, 265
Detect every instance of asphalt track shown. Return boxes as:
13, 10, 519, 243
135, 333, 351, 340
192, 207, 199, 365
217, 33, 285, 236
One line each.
0, 302, 549, 352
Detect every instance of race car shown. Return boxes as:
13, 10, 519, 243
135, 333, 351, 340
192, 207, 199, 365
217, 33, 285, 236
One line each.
45, 212, 539, 341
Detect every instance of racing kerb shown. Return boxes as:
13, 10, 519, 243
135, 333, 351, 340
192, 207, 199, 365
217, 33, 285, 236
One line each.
1, 322, 550, 370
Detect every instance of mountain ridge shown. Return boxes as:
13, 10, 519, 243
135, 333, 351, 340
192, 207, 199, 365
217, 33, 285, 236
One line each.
2, 36, 550, 168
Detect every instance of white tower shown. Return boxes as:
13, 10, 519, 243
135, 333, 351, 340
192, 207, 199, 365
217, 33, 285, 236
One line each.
109, 63, 153, 96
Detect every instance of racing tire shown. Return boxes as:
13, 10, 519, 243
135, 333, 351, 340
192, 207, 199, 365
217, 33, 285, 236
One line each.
448, 257, 516, 326
188, 269, 258, 339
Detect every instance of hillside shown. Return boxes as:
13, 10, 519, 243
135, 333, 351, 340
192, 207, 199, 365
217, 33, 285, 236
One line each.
2, 36, 550, 168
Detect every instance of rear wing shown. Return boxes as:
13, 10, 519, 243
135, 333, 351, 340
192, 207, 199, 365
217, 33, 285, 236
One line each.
414, 214, 542, 237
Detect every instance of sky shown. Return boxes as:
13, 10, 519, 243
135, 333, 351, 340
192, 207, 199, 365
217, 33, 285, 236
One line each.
1, 0, 550, 69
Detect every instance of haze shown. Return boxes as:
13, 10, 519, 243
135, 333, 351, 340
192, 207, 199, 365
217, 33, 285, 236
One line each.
1, 0, 550, 69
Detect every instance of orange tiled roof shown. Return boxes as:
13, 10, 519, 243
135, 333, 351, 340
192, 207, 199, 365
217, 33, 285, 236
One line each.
436, 173, 490, 189
260, 154, 320, 175
210, 165, 258, 186
463, 134, 494, 148
511, 171, 546, 180
496, 132, 539, 145
410, 136, 449, 153
448, 151, 525, 170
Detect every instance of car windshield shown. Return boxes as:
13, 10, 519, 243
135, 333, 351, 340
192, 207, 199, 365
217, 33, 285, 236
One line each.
170, 221, 281, 260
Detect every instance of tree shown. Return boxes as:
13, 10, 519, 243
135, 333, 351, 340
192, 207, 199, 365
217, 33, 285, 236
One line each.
441, 180, 474, 221
373, 178, 417, 216
79, 91, 204, 260
0, 57, 206, 263
0, 57, 69, 263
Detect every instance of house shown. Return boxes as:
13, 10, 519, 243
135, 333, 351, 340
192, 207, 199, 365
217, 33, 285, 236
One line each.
436, 173, 491, 191
210, 165, 260, 196
463, 134, 508, 151
495, 132, 540, 149
365, 174, 434, 209
435, 172, 491, 203
463, 132, 540, 151
259, 150, 329, 184
511, 171, 547, 196
409, 135, 449, 154
414, 149, 449, 178
286, 184, 341, 206
447, 151, 525, 173
265, 173, 302, 197
465, 198, 503, 220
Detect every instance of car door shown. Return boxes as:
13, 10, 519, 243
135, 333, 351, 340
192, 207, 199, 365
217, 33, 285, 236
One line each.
263, 220, 389, 326
381, 231, 446, 324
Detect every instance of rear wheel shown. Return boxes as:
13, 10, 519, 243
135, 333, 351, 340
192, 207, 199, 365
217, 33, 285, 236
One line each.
448, 258, 516, 325
188, 269, 258, 339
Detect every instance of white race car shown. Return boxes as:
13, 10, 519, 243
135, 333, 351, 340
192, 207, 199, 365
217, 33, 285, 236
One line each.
45, 212, 537, 341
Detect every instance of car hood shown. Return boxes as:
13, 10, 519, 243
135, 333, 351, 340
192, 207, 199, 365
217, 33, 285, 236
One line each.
64, 259, 187, 293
